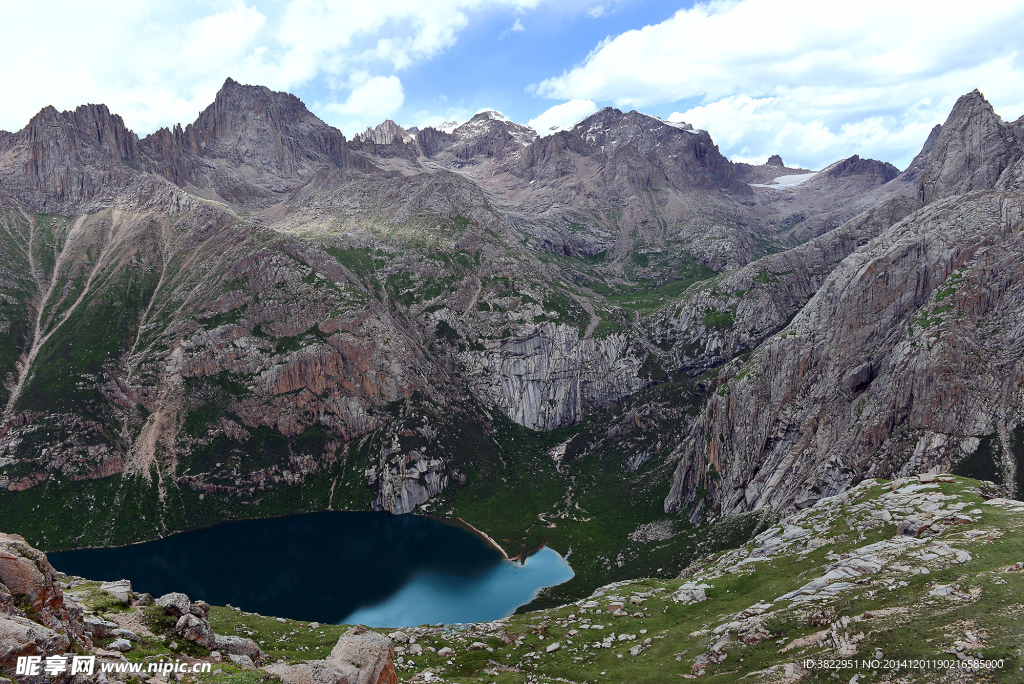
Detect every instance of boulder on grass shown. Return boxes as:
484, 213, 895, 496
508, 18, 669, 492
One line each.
156, 592, 191, 617
175, 613, 215, 649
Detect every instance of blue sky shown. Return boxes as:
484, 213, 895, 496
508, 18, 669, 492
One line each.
3, 0, 1024, 170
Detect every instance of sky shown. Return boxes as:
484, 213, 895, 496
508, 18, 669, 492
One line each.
2, 0, 1024, 170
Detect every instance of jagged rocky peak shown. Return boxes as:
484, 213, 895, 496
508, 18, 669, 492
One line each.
174, 76, 351, 176
566, 107, 750, 195
21, 103, 140, 163
457, 109, 537, 141
0, 102, 144, 209
820, 154, 900, 184
917, 88, 1020, 205
193, 77, 313, 139
355, 119, 413, 145
443, 109, 537, 162
766, 154, 785, 167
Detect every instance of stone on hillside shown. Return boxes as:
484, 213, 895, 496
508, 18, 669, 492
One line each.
108, 638, 133, 652
190, 600, 211, 619
673, 582, 711, 604
175, 613, 216, 649
214, 635, 262, 660
917, 473, 937, 483
83, 615, 119, 638
387, 630, 409, 644
156, 592, 191, 617
112, 628, 140, 642
437, 647, 453, 657
329, 625, 398, 684
897, 519, 930, 537
545, 642, 560, 652
229, 655, 255, 670
269, 626, 397, 684
99, 580, 132, 603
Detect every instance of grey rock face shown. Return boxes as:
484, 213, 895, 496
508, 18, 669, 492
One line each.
648, 194, 917, 374
373, 451, 448, 515
0, 104, 141, 212
0, 615, 70, 673
666, 188, 1024, 519
917, 90, 1020, 205
460, 324, 645, 430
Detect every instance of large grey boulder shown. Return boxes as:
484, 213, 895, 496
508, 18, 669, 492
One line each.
175, 613, 215, 649
108, 638, 133, 652
214, 634, 262, 661
230, 655, 256, 670
99, 580, 132, 603
156, 592, 191, 617
190, 600, 211, 619
83, 615, 119, 638
265, 625, 396, 684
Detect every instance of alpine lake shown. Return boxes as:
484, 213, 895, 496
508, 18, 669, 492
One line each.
47, 511, 574, 628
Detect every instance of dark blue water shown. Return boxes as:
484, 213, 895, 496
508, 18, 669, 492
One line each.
47, 512, 573, 627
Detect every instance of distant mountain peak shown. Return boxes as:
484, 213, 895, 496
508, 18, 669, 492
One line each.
917, 88, 1018, 205
355, 120, 412, 146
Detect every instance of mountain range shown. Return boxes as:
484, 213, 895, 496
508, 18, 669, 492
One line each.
0, 79, 1022, 573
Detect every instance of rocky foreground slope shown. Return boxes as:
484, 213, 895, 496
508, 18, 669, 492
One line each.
4, 474, 1023, 683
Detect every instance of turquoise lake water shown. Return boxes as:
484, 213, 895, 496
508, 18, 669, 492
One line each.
47, 511, 574, 627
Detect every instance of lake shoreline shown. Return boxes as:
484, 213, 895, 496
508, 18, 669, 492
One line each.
436, 516, 517, 561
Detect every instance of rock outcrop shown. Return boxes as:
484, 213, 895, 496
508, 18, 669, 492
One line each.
266, 626, 397, 684
0, 534, 88, 646
151, 591, 262, 660
0, 104, 142, 212
460, 324, 645, 430
917, 89, 1021, 205
0, 533, 90, 674
666, 163, 1024, 519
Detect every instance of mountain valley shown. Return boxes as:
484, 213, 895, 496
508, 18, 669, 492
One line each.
0, 80, 1022, 629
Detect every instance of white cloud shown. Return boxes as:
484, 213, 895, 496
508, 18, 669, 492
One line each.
320, 75, 406, 134
411, 107, 473, 131
586, 5, 606, 19
0, 0, 543, 135
535, 0, 1024, 168
499, 17, 526, 39
528, 99, 598, 133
